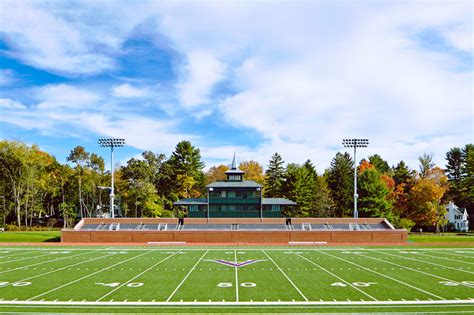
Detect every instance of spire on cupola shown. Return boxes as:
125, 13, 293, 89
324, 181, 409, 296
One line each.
225, 152, 244, 181
231, 152, 237, 169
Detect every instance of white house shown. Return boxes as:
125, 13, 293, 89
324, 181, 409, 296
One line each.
446, 201, 469, 232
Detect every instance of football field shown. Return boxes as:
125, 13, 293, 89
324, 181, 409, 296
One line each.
0, 246, 473, 313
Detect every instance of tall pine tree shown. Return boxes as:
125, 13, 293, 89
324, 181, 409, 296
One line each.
461, 144, 474, 217
327, 152, 354, 217
445, 147, 463, 204
368, 154, 390, 174
264, 153, 285, 197
358, 168, 393, 219
281, 164, 315, 217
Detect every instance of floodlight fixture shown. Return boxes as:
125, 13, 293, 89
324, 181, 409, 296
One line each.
98, 138, 125, 147
342, 138, 370, 219
98, 138, 126, 218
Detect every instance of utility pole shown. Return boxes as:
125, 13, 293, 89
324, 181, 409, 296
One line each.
98, 138, 125, 218
342, 139, 369, 219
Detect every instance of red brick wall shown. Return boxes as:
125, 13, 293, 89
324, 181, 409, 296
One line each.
61, 230, 407, 244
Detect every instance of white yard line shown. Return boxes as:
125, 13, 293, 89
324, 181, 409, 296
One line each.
413, 252, 474, 266
0, 252, 55, 265
26, 250, 156, 301
262, 250, 309, 302
6, 252, 118, 285
354, 252, 469, 284
0, 250, 93, 275
292, 251, 377, 301
370, 250, 474, 275
96, 250, 182, 302
234, 249, 239, 303
432, 251, 474, 259
316, 250, 446, 301
165, 250, 209, 302
0, 250, 40, 259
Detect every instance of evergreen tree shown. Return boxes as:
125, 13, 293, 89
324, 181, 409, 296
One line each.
168, 141, 205, 178
327, 152, 354, 217
166, 141, 205, 200
392, 161, 413, 187
461, 144, 474, 216
281, 164, 314, 217
303, 159, 318, 179
445, 147, 463, 204
358, 168, 393, 219
264, 153, 285, 197
368, 154, 390, 174
310, 173, 336, 217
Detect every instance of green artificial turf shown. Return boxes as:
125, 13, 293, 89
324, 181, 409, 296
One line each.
0, 231, 61, 242
408, 232, 474, 243
0, 246, 472, 313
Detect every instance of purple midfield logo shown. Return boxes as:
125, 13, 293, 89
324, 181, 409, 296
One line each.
206, 259, 266, 267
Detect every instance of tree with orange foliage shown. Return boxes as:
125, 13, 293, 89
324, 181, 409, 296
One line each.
239, 161, 265, 184
407, 167, 448, 230
358, 159, 374, 174
205, 165, 228, 185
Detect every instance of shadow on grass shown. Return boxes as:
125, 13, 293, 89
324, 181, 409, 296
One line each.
44, 236, 61, 242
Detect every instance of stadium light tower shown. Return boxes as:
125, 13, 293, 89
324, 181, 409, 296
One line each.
342, 138, 369, 219
98, 138, 125, 218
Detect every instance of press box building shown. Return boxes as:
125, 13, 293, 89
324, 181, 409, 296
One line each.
174, 156, 296, 218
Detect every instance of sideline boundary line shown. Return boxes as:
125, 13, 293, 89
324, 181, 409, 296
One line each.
0, 299, 473, 306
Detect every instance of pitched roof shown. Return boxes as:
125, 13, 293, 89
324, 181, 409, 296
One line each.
174, 198, 207, 205
206, 180, 262, 188
262, 198, 297, 205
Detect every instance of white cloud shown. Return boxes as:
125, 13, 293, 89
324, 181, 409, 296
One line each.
0, 98, 26, 110
0, 1, 472, 170
111, 83, 150, 98
36, 84, 100, 109
178, 50, 226, 109
0, 69, 16, 86
0, 1, 119, 75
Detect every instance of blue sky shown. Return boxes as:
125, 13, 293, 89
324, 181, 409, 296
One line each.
0, 0, 472, 172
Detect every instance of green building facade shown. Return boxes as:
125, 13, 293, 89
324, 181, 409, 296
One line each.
174, 156, 296, 218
